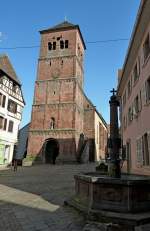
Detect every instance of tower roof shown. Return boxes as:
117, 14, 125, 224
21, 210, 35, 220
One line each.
49, 21, 76, 30
0, 54, 21, 85
39, 21, 86, 49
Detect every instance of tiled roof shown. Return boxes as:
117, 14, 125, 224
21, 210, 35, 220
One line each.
0, 54, 21, 85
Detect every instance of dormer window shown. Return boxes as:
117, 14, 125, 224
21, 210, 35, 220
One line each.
60, 40, 64, 49
48, 42, 52, 51
65, 40, 68, 48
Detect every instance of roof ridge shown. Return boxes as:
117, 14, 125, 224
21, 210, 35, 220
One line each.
40, 20, 76, 32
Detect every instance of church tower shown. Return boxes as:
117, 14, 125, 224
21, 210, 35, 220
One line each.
27, 21, 86, 162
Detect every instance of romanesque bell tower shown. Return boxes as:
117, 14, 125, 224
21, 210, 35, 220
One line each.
27, 21, 86, 162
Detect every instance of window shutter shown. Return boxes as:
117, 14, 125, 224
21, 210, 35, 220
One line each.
140, 137, 144, 164
136, 139, 139, 162
130, 75, 133, 90
145, 81, 149, 103
0, 117, 3, 129
133, 99, 137, 118
2, 95, 6, 108
141, 83, 147, 106
0, 93, 2, 105
139, 91, 142, 112
147, 132, 150, 162
136, 138, 143, 164
138, 56, 140, 76
8, 121, 14, 132
3, 119, 7, 131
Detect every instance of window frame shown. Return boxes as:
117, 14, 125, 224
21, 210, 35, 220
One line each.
8, 120, 14, 133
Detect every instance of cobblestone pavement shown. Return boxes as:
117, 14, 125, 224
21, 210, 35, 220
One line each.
0, 163, 96, 231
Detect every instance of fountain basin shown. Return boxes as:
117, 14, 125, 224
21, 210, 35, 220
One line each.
73, 173, 150, 213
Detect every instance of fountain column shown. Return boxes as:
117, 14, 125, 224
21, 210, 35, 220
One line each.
108, 88, 121, 178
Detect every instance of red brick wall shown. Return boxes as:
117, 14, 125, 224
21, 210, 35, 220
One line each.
28, 25, 85, 161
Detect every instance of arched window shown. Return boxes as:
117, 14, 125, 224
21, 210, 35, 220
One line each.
60, 40, 64, 49
48, 42, 52, 51
50, 117, 55, 129
65, 40, 68, 48
53, 42, 56, 50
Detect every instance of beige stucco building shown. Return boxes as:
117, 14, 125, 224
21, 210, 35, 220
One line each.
117, 0, 150, 175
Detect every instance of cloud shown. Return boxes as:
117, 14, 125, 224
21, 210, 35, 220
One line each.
0, 32, 7, 42
0, 32, 2, 42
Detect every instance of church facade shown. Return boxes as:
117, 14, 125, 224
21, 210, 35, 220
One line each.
27, 21, 107, 163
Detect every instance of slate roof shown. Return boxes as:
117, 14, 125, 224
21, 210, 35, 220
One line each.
0, 54, 21, 85
50, 21, 75, 30
40, 21, 76, 33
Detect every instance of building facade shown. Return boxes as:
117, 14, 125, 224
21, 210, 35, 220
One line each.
27, 21, 107, 163
117, 0, 150, 175
0, 54, 25, 166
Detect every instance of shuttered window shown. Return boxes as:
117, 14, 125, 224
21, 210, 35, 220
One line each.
3, 119, 7, 131
0, 93, 2, 105
146, 77, 150, 102
143, 133, 150, 166
136, 137, 143, 164
0, 116, 4, 129
147, 132, 150, 164
2, 95, 6, 108
133, 63, 139, 84
141, 83, 147, 106
136, 133, 150, 166
0, 93, 6, 108
8, 120, 14, 132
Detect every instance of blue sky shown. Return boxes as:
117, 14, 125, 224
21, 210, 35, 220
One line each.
0, 0, 140, 127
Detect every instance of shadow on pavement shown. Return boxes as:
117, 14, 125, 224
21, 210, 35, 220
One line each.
0, 164, 95, 230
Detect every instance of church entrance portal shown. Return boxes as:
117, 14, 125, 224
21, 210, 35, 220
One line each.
45, 139, 59, 164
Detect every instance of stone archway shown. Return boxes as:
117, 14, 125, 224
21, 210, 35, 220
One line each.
45, 139, 59, 164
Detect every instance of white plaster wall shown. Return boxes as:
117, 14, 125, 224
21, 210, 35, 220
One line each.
0, 84, 24, 165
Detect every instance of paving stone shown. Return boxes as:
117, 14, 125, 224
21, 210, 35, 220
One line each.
0, 163, 96, 230
135, 224, 150, 231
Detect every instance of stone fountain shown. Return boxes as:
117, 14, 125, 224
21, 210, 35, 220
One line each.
67, 89, 150, 231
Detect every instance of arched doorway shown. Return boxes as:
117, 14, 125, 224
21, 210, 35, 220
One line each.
45, 139, 59, 164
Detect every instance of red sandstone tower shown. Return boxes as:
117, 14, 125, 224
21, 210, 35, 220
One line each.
27, 21, 86, 162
